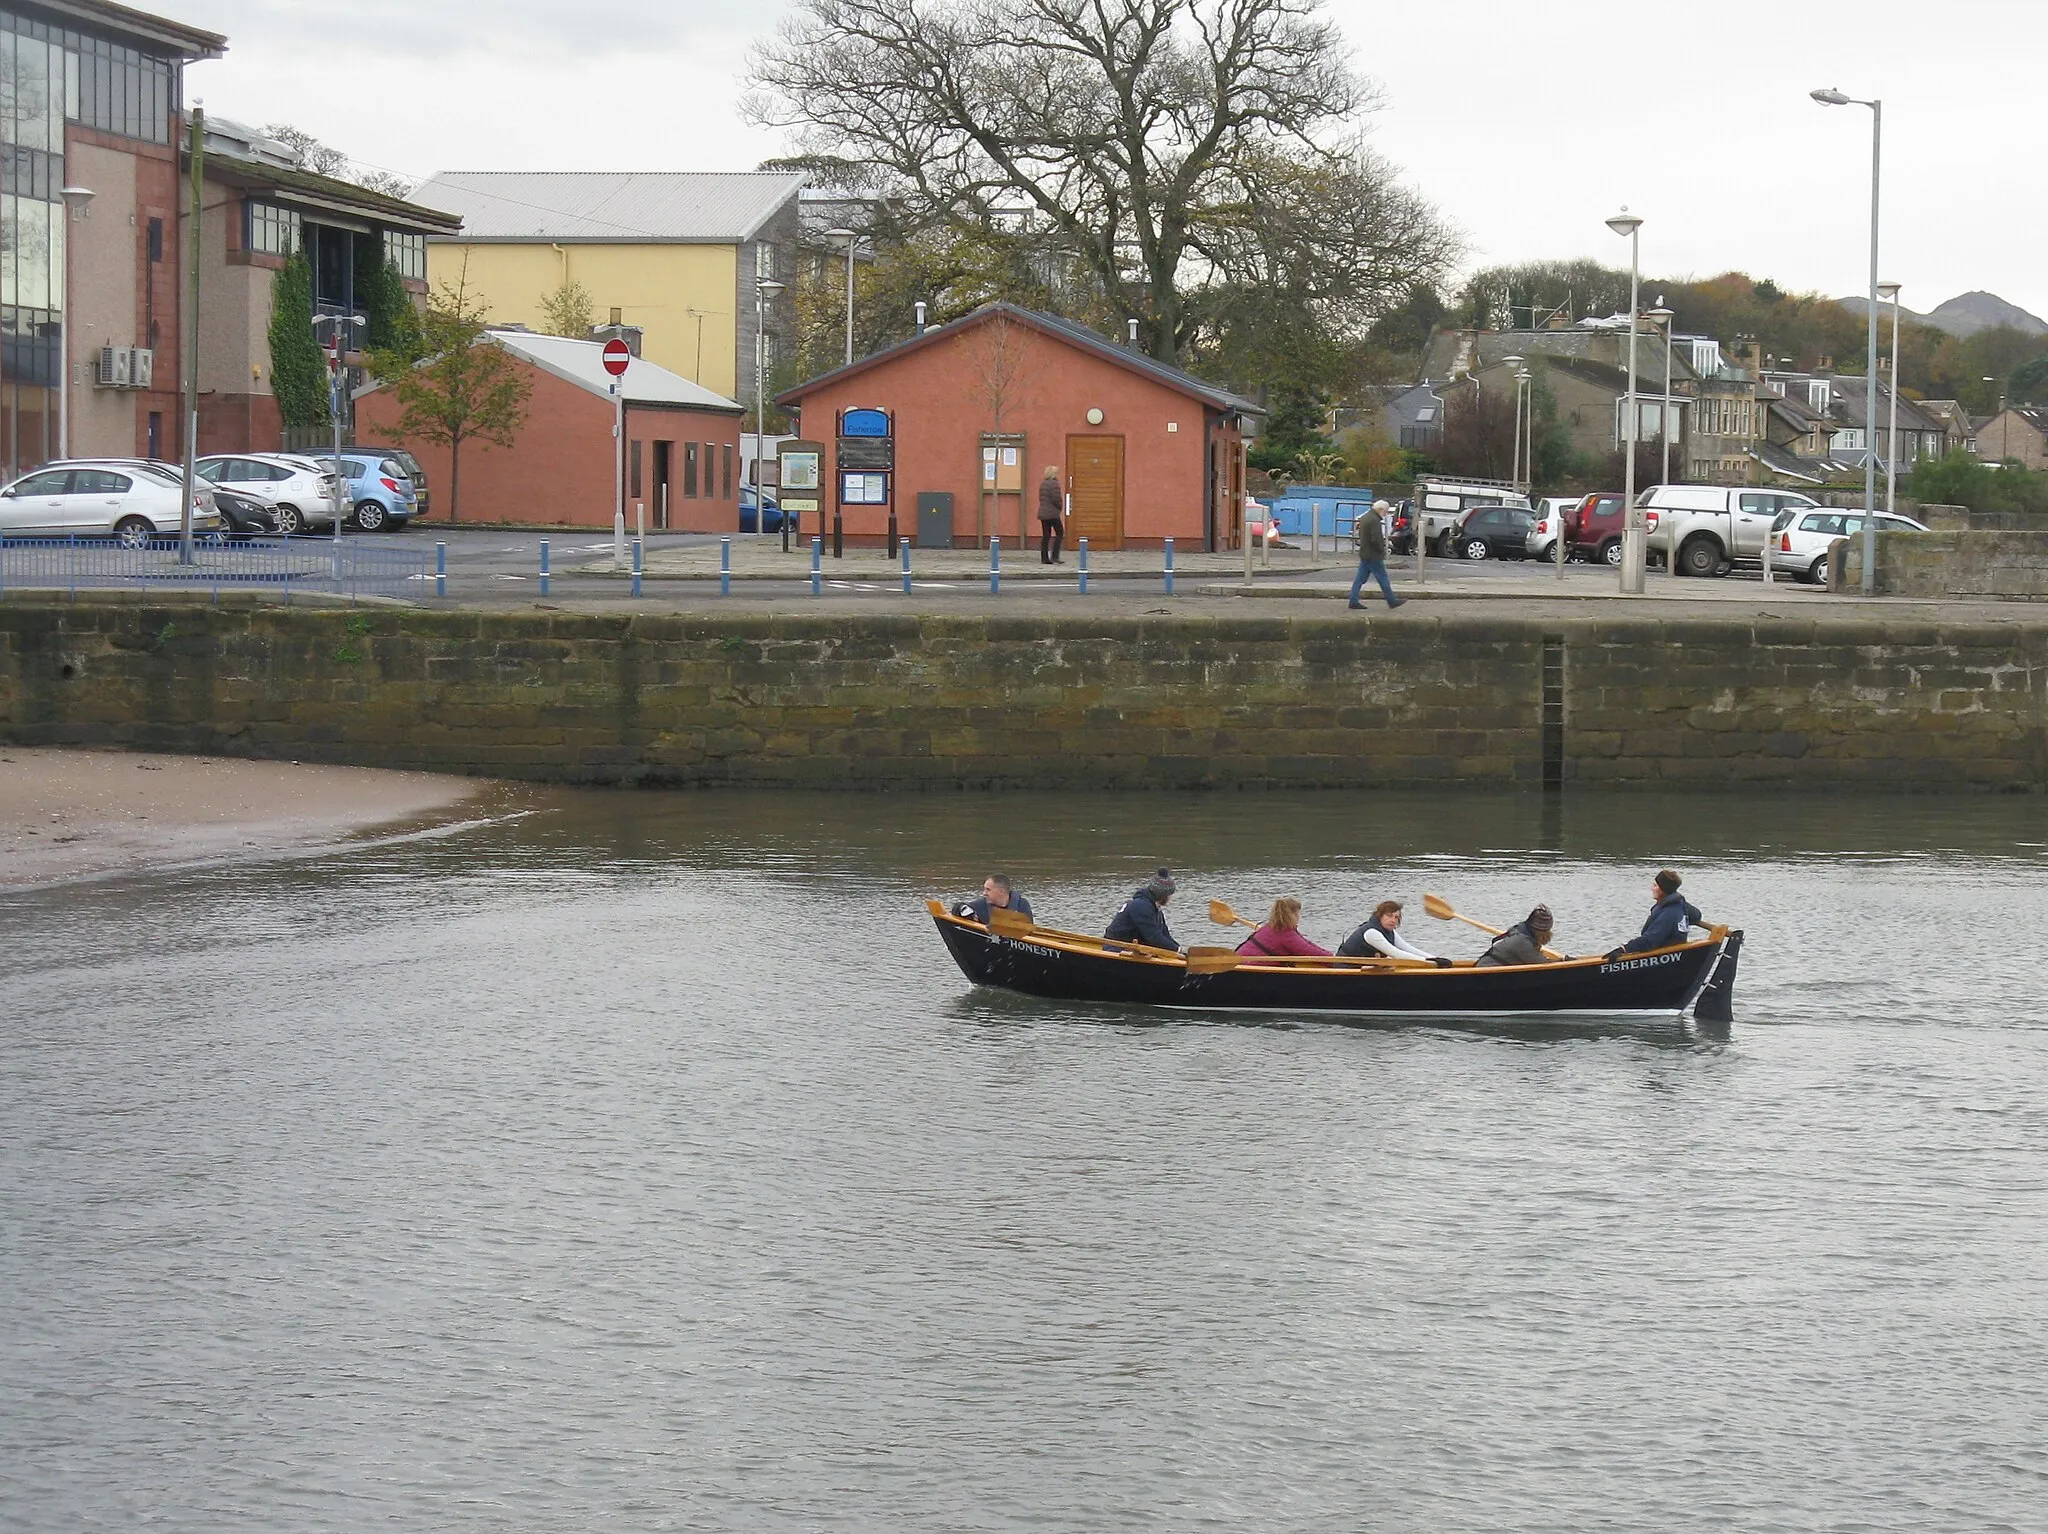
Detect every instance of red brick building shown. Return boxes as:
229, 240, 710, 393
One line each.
354, 330, 745, 528
776, 304, 1258, 550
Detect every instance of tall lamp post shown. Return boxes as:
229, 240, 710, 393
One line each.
1877, 280, 1901, 517
1606, 209, 1644, 593
1646, 303, 1675, 487
1812, 86, 1882, 592
823, 228, 858, 367
58, 185, 96, 459
313, 312, 366, 554
1501, 353, 1524, 491
753, 276, 785, 543
1516, 369, 1532, 491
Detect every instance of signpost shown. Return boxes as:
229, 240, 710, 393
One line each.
777, 440, 824, 554
603, 338, 630, 553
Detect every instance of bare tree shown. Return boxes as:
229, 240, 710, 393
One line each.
749, 0, 1456, 368
963, 311, 1039, 543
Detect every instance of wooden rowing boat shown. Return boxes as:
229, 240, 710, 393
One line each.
927, 900, 1743, 1022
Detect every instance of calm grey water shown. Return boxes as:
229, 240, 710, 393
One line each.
5, 788, 2047, 1531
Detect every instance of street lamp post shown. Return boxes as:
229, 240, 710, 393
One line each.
1646, 304, 1675, 488
753, 276, 786, 544
58, 185, 96, 461
824, 228, 857, 367
1812, 86, 1882, 593
1516, 370, 1532, 492
1501, 354, 1524, 492
1878, 280, 1901, 518
1606, 209, 1645, 593
313, 312, 366, 558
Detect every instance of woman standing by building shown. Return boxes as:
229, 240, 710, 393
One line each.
1038, 466, 1066, 564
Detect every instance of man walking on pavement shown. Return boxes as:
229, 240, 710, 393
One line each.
1349, 498, 1406, 610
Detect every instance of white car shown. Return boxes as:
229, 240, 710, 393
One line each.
0, 459, 218, 545
1527, 496, 1581, 561
196, 453, 342, 535
1636, 484, 1820, 577
1768, 507, 1928, 584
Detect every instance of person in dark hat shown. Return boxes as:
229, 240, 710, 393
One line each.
1474, 904, 1561, 966
1106, 867, 1179, 951
1607, 869, 1703, 959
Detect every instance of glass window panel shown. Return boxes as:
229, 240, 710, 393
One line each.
63, 45, 77, 123
1, 196, 16, 308
15, 197, 49, 308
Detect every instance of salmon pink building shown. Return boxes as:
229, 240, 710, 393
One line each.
354, 331, 744, 528
776, 304, 1258, 550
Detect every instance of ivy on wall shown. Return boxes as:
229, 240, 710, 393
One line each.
268, 250, 331, 430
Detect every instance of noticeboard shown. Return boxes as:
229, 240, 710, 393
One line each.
778, 439, 824, 514
838, 436, 893, 471
841, 471, 889, 505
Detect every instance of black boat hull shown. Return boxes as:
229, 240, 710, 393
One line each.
932, 906, 1743, 1021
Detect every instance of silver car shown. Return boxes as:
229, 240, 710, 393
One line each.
196, 453, 343, 536
1768, 507, 1927, 584
0, 459, 219, 545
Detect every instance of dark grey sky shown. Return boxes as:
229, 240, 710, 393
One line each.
180, 0, 2048, 325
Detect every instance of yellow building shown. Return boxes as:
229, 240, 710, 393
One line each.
409, 171, 802, 411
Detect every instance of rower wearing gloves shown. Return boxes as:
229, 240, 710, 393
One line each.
1606, 869, 1703, 959
1337, 900, 1454, 967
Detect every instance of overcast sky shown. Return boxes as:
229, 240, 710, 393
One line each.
180, 0, 2047, 326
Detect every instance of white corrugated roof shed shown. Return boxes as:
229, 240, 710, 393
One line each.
411, 171, 802, 243
489, 332, 744, 410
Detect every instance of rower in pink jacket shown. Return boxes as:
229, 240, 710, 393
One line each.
1235, 897, 1331, 957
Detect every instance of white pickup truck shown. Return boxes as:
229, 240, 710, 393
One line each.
1638, 485, 1822, 577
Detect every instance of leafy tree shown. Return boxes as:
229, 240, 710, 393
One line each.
2001, 352, 2048, 407
539, 280, 596, 339
750, 0, 1457, 369
267, 249, 330, 430
369, 264, 532, 523
1247, 382, 1333, 472
1907, 451, 2048, 513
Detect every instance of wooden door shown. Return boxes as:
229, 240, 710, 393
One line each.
1066, 435, 1125, 549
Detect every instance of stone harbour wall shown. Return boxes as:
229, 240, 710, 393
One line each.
1871, 529, 2048, 601
1, 600, 2044, 789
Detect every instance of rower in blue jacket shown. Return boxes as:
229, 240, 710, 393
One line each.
1608, 869, 1703, 958
1106, 868, 1179, 951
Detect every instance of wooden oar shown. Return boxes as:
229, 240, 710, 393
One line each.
1186, 946, 1437, 975
984, 902, 1182, 963
1422, 892, 1566, 961
1208, 898, 1258, 929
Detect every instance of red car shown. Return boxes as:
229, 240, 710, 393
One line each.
1566, 493, 1660, 566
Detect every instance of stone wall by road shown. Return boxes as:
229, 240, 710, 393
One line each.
2, 600, 2043, 788
1871, 530, 2048, 600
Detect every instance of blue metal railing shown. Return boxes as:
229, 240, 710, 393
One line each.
0, 534, 437, 602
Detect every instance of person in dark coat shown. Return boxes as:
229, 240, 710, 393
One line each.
1608, 870, 1703, 958
1106, 868, 1178, 950
955, 873, 1034, 927
1348, 498, 1406, 610
1038, 466, 1066, 564
1475, 905, 1561, 966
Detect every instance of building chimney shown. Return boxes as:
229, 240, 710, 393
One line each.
1128, 318, 1139, 348
608, 306, 623, 326
914, 301, 927, 335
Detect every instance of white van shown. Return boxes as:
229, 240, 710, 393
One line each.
1413, 480, 1532, 557
1636, 484, 1820, 577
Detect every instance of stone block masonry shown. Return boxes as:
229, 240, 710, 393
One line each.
1, 601, 2044, 789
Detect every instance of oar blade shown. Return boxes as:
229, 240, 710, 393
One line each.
1423, 892, 1456, 922
1185, 947, 1240, 974
1207, 898, 1239, 927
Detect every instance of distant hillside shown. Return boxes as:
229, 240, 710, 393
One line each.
1839, 290, 2048, 339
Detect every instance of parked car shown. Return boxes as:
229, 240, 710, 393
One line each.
0, 460, 219, 543
1769, 507, 1928, 584
1453, 504, 1535, 561
1413, 480, 1531, 557
350, 445, 429, 519
195, 453, 342, 535
1567, 493, 1663, 567
1387, 499, 1417, 555
319, 453, 418, 532
1526, 496, 1583, 561
1636, 484, 1821, 577
212, 485, 279, 538
740, 485, 796, 534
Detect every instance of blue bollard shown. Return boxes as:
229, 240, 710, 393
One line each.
1164, 536, 1175, 595
719, 536, 731, 596
901, 537, 912, 595
811, 536, 822, 595
539, 537, 550, 597
990, 537, 1000, 595
435, 540, 446, 598
631, 536, 643, 598
1078, 537, 1089, 594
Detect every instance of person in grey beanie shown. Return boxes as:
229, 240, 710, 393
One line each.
1106, 867, 1179, 951
1474, 904, 1562, 966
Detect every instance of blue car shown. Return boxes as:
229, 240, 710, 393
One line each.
321, 453, 418, 532
740, 485, 797, 534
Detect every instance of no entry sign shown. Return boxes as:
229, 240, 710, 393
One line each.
601, 338, 631, 377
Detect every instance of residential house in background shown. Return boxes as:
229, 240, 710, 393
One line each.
1672, 335, 1764, 483
3, 0, 223, 475
193, 117, 459, 452
1756, 384, 1849, 484
1915, 399, 1977, 457
1334, 382, 1443, 451
409, 171, 803, 412
1973, 406, 2048, 470
1759, 370, 1944, 482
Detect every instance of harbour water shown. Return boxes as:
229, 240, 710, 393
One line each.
5, 788, 2046, 1530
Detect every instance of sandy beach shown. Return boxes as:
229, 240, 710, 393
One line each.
0, 748, 488, 887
